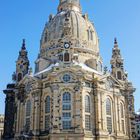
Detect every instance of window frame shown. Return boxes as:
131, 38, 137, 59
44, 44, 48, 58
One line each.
120, 102, 125, 134
85, 95, 90, 113
44, 96, 51, 130
45, 96, 50, 113
63, 74, 71, 83
62, 91, 72, 130
85, 115, 91, 130
106, 98, 112, 134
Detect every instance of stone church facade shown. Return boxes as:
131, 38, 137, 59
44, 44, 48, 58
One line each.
3, 0, 136, 140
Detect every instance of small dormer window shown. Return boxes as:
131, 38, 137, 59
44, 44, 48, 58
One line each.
117, 71, 122, 80
64, 52, 69, 62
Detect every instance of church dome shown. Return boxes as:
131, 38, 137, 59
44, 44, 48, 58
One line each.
36, 0, 102, 74
40, 0, 99, 55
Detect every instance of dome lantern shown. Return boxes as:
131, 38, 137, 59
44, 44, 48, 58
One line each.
58, 0, 81, 13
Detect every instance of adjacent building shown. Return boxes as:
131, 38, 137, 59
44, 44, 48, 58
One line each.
3, 0, 136, 140
0, 115, 4, 140
135, 110, 140, 140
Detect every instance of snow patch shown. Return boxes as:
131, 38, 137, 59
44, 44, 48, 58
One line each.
73, 62, 102, 75
34, 62, 102, 76
34, 63, 59, 76
57, 11, 66, 16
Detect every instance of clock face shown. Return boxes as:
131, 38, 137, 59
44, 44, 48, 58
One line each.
64, 42, 70, 49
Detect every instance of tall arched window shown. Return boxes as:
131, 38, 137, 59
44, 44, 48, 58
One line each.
85, 95, 91, 131
45, 96, 50, 130
63, 92, 71, 102
120, 102, 125, 133
45, 96, 50, 113
62, 92, 71, 129
25, 100, 31, 132
87, 30, 90, 40
85, 95, 90, 113
106, 98, 112, 133
90, 31, 93, 40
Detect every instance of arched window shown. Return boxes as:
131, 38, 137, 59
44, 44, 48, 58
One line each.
18, 73, 22, 82
62, 92, 71, 129
87, 30, 90, 40
45, 96, 50, 113
85, 95, 90, 113
64, 52, 69, 62
44, 31, 48, 42
117, 71, 122, 80
45, 96, 50, 130
85, 95, 91, 131
106, 98, 112, 133
25, 100, 31, 132
120, 102, 125, 133
106, 98, 111, 116
90, 31, 93, 40
26, 100, 31, 117
63, 92, 71, 102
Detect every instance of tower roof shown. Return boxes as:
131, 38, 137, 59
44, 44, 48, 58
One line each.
112, 38, 122, 58
18, 39, 28, 60
21, 39, 26, 50
58, 0, 81, 13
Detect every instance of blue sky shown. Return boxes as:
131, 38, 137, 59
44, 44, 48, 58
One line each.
0, 0, 140, 114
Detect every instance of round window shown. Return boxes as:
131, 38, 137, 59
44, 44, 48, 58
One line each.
63, 74, 71, 82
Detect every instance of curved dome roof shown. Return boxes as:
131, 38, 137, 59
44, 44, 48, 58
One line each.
40, 2, 99, 55
35, 0, 103, 74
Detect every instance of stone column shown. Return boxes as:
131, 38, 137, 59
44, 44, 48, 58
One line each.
33, 91, 41, 136
51, 84, 60, 133
74, 85, 83, 133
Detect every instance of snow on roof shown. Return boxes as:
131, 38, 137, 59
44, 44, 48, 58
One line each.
136, 111, 140, 115
34, 62, 102, 76
34, 63, 59, 76
73, 62, 102, 75
57, 11, 66, 16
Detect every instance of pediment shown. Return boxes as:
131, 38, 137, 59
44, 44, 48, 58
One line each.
18, 74, 41, 89
98, 73, 124, 88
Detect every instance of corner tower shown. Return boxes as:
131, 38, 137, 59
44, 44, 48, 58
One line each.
110, 38, 127, 81
16, 39, 29, 82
